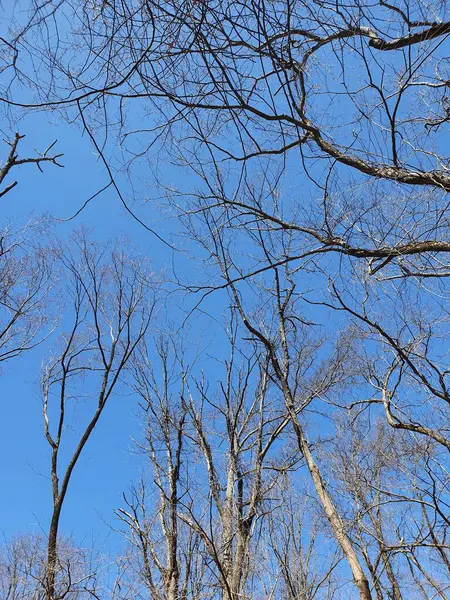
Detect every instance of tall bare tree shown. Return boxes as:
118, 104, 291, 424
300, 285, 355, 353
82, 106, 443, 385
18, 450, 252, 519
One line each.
118, 315, 308, 600
40, 231, 156, 600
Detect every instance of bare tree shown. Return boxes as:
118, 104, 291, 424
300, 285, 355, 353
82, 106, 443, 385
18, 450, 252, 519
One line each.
117, 338, 193, 600
266, 485, 342, 600
117, 315, 308, 600
0, 534, 102, 600
4, 0, 450, 268
0, 133, 62, 366
0, 223, 54, 364
40, 231, 156, 600
329, 415, 450, 600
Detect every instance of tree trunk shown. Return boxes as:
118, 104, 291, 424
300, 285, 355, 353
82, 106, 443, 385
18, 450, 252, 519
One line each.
284, 387, 372, 600
46, 501, 62, 600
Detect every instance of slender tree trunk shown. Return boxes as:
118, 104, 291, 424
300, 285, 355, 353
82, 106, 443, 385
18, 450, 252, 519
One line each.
46, 501, 62, 600
361, 545, 384, 600
166, 483, 180, 600
283, 385, 372, 600
221, 461, 236, 599
236, 296, 372, 600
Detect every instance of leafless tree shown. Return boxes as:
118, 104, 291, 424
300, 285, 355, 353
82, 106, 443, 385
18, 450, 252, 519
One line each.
328, 415, 450, 600
0, 534, 103, 600
0, 223, 54, 365
266, 485, 342, 600
4, 0, 450, 448
40, 231, 156, 600
4, 0, 450, 266
0, 133, 62, 366
116, 338, 195, 600
117, 315, 310, 600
